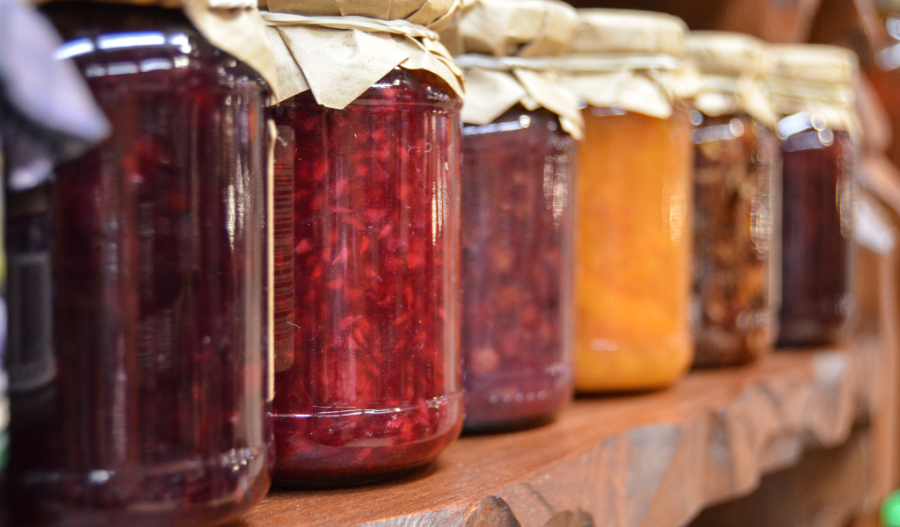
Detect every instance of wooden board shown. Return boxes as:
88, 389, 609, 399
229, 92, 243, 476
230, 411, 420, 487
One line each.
243, 349, 877, 527
688, 428, 872, 527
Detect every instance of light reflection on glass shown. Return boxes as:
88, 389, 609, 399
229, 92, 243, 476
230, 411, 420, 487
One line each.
97, 31, 166, 50
54, 37, 94, 60
776, 111, 812, 139
139, 58, 172, 72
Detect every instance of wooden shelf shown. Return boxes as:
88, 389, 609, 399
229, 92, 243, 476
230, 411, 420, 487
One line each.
245, 347, 880, 527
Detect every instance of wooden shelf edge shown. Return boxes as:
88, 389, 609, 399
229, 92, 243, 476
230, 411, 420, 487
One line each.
245, 347, 877, 527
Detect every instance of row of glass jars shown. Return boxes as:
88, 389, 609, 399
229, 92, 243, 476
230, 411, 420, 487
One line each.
2, 1, 859, 525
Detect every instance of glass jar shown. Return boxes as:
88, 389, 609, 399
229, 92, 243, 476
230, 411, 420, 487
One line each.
767, 45, 859, 347
7, 4, 272, 525
575, 106, 694, 391
691, 112, 779, 366
777, 124, 856, 346
270, 67, 463, 485
460, 106, 575, 432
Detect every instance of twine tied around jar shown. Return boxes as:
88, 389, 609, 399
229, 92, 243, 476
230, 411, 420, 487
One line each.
261, 11, 440, 40
557, 52, 700, 120
451, 54, 583, 139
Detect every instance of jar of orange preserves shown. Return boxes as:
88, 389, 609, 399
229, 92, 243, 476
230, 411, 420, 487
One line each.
560, 10, 695, 392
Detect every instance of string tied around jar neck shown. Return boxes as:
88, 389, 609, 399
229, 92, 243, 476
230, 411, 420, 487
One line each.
557, 53, 700, 120
261, 11, 440, 41
261, 3, 465, 109
454, 54, 556, 72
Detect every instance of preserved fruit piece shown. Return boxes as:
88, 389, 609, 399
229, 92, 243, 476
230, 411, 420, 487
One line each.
461, 106, 575, 431
575, 107, 694, 391
692, 113, 779, 366
270, 67, 463, 485
8, 4, 272, 526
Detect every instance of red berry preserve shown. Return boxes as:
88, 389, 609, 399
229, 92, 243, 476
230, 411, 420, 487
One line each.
460, 106, 575, 431
6, 4, 272, 526
270, 67, 463, 485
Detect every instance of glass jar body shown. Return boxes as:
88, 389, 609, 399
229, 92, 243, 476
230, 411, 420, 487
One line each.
460, 106, 575, 432
270, 68, 463, 485
575, 107, 694, 392
8, 5, 272, 526
777, 126, 856, 346
691, 113, 780, 367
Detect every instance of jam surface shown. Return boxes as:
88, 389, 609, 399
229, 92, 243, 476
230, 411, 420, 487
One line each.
270, 68, 463, 484
8, 5, 271, 525
460, 106, 575, 431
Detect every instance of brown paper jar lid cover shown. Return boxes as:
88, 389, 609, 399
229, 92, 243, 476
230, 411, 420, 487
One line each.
687, 31, 766, 77
452, 0, 577, 58
558, 9, 693, 120
261, 0, 465, 108
686, 31, 776, 127
448, 0, 582, 138
768, 44, 858, 86
569, 8, 687, 57
35, 0, 278, 94
766, 44, 860, 139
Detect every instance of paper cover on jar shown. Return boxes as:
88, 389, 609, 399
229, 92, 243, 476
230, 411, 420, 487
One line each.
766, 44, 861, 142
445, 0, 583, 139
558, 9, 698, 120
32, 0, 278, 97
261, 0, 465, 109
686, 31, 778, 130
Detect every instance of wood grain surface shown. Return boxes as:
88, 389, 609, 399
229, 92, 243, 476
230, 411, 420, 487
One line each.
243, 349, 876, 527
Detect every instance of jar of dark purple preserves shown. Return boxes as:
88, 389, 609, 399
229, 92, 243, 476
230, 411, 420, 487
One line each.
767, 45, 860, 347
263, 5, 465, 486
450, 0, 581, 432
460, 106, 576, 431
6, 3, 274, 525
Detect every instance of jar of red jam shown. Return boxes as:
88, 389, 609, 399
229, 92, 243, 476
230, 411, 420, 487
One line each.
766, 45, 860, 347
686, 32, 780, 367
449, 0, 581, 432
263, 5, 465, 485
7, 3, 274, 525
